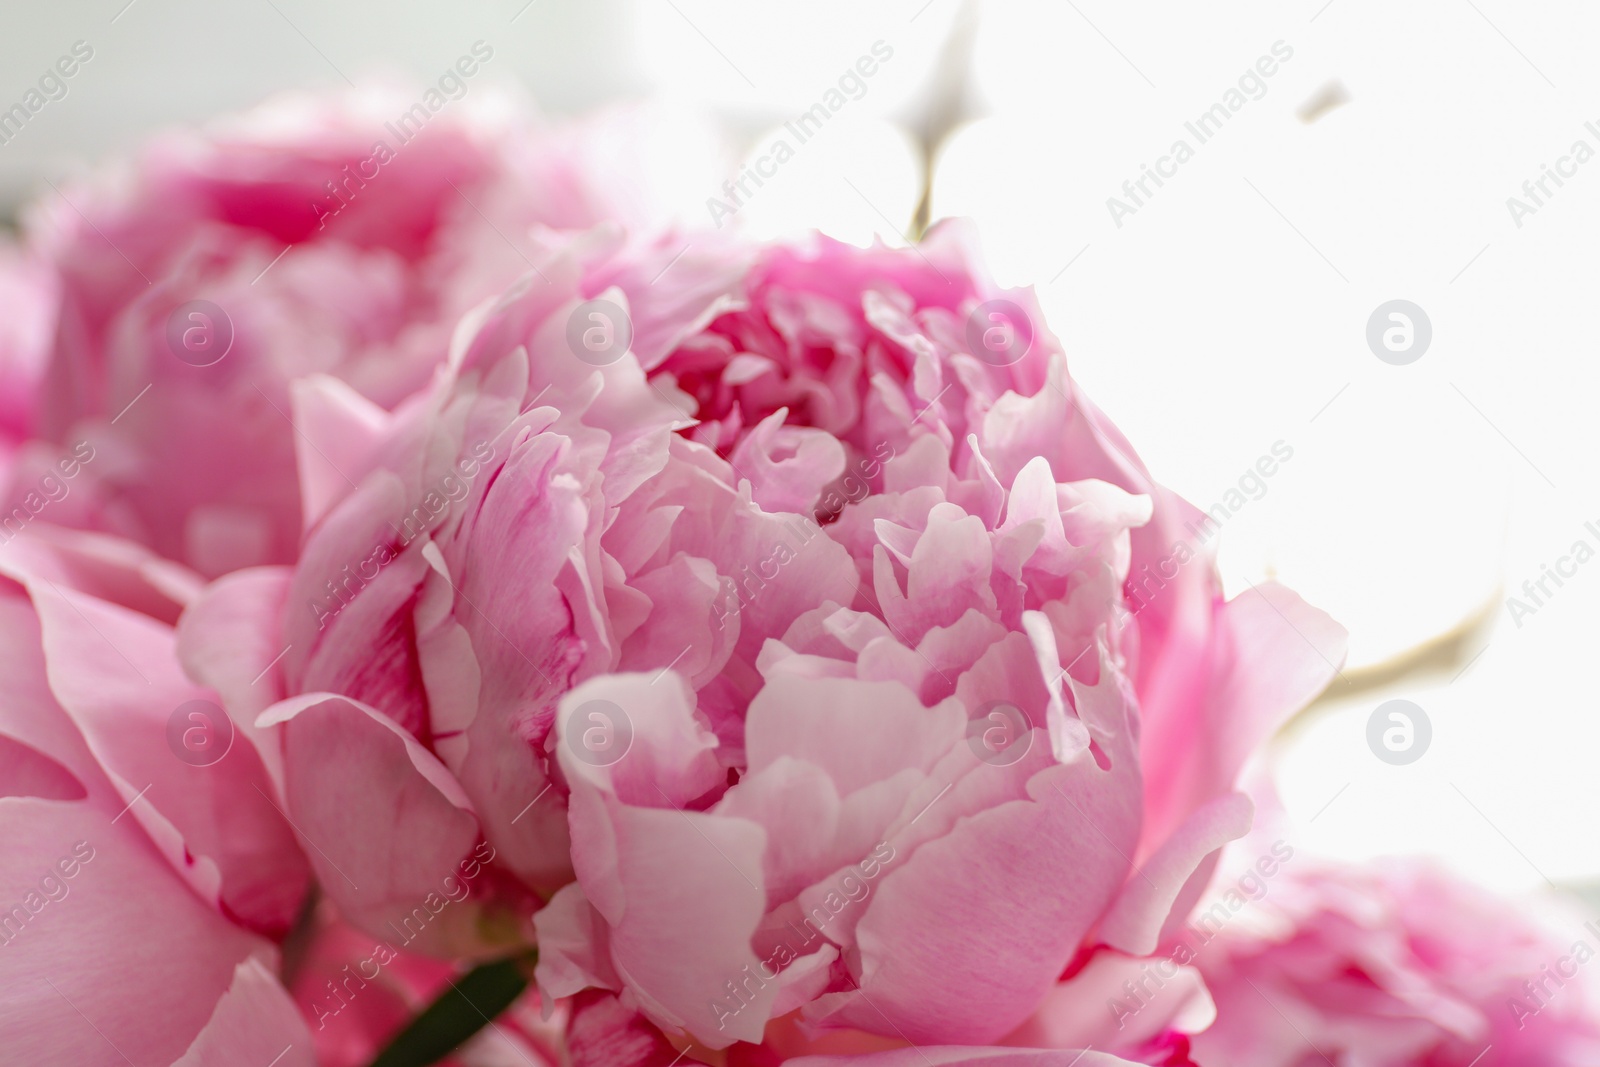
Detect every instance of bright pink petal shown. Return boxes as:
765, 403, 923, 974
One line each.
565, 990, 683, 1067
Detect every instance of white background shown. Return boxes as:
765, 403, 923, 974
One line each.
3, 0, 1596, 899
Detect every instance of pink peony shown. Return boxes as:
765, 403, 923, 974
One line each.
181, 224, 746, 962
200, 218, 1344, 1057
0, 526, 314, 1065
0, 244, 54, 449
14, 87, 675, 577
1190, 858, 1600, 1066
0, 243, 56, 509
532, 226, 1349, 1050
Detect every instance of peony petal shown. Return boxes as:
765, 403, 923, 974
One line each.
565, 990, 683, 1067
533, 883, 622, 1001
1002, 948, 1214, 1053
1140, 582, 1346, 854
291, 374, 393, 534
0, 798, 270, 1067
258, 693, 485, 955
1095, 791, 1256, 956
0, 525, 200, 622
806, 659, 1142, 1044
170, 958, 316, 1067
788, 1046, 1145, 1067
175, 566, 295, 792
0, 555, 307, 935
556, 673, 770, 1046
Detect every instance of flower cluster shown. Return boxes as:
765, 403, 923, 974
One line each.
0, 87, 1585, 1067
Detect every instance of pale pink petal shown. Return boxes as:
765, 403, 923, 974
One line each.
533, 883, 621, 999
807, 661, 1142, 1044
170, 958, 316, 1067
1, 559, 307, 934
175, 566, 295, 791
1140, 582, 1346, 853
284, 471, 435, 737
435, 430, 591, 893
744, 677, 965, 796
258, 693, 484, 955
557, 674, 770, 1046
0, 525, 201, 622
1096, 791, 1255, 956
0, 799, 270, 1067
727, 410, 848, 515
1002, 948, 1214, 1053
291, 374, 391, 533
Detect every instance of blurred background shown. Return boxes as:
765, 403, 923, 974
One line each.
3, 0, 1595, 900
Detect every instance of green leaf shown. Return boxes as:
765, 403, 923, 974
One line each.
367, 952, 536, 1067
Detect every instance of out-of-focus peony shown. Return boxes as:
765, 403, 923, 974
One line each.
1190, 858, 1600, 1066
0, 245, 56, 498
0, 246, 54, 446
14, 86, 699, 577
0, 526, 313, 1065
198, 217, 1344, 1059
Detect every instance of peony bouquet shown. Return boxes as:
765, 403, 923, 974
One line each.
0, 87, 1591, 1067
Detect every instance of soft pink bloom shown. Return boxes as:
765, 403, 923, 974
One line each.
182, 225, 741, 962
0, 245, 54, 448
1190, 858, 1600, 1066
532, 226, 1344, 1049
0, 244, 56, 500
206, 218, 1343, 1056
0, 526, 313, 1065
15, 87, 676, 577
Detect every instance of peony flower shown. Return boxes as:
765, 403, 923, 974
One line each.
1189, 857, 1600, 1066
179, 223, 747, 963
200, 215, 1344, 1058
533, 225, 1344, 1050
14, 86, 689, 577
0, 525, 314, 1064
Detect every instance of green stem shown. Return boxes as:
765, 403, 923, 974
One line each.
367, 952, 537, 1067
